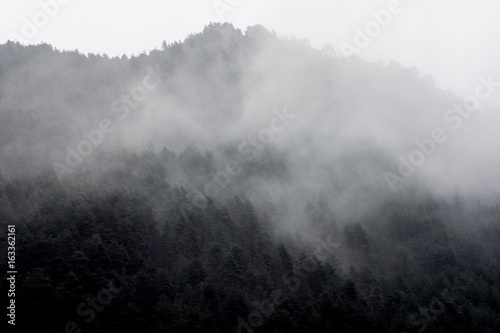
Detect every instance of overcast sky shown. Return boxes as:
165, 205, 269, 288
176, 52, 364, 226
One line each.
1, 0, 499, 96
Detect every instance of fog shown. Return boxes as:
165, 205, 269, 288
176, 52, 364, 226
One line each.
1, 22, 499, 235
1, 4, 500, 332
2, 0, 500, 97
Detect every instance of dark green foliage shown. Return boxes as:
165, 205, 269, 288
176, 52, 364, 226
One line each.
0, 24, 499, 333
0, 148, 499, 332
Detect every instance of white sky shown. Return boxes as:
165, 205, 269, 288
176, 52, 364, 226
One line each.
1, 0, 499, 96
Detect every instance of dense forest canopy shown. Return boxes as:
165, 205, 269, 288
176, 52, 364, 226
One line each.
0, 23, 499, 332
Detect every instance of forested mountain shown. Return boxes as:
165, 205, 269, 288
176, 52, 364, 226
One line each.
0, 23, 499, 332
